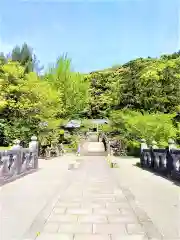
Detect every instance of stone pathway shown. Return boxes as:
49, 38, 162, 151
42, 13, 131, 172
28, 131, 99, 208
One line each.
81, 142, 106, 156
114, 156, 180, 240
0, 156, 73, 240
37, 156, 150, 240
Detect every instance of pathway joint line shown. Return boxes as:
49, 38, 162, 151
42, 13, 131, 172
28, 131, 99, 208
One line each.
21, 151, 163, 240
112, 169, 164, 240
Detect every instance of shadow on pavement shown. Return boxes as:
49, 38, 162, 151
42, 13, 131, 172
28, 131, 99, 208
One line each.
134, 162, 180, 188
0, 168, 40, 187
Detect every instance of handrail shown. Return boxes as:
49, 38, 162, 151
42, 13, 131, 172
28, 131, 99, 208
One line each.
140, 139, 180, 180
0, 136, 38, 185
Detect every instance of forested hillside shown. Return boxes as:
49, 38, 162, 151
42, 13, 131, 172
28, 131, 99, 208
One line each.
0, 43, 180, 154
86, 53, 180, 118
85, 53, 180, 153
0, 44, 89, 147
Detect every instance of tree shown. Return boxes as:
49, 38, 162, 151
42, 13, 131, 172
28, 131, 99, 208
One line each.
0, 60, 60, 144
110, 110, 177, 156
86, 56, 180, 117
44, 55, 89, 119
84, 71, 118, 118
0, 52, 6, 64
11, 43, 43, 74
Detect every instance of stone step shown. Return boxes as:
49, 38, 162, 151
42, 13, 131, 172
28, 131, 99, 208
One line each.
81, 152, 107, 156
80, 141, 106, 156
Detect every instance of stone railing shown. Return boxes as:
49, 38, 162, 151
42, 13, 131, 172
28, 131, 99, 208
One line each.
0, 136, 38, 185
140, 139, 180, 180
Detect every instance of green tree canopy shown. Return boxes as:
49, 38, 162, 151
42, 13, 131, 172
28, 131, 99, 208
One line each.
11, 43, 43, 74
44, 55, 90, 119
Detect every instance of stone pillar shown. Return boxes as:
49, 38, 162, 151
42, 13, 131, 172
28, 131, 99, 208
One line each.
11, 139, 22, 174
168, 139, 178, 174
11, 139, 21, 150
152, 140, 158, 149
140, 139, 148, 167
168, 139, 177, 150
140, 139, 148, 152
29, 136, 38, 169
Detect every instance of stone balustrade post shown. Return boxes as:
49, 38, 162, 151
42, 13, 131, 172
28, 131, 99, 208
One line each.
168, 139, 177, 150
11, 139, 22, 174
140, 139, 148, 167
167, 139, 178, 173
11, 139, 21, 150
152, 140, 158, 149
29, 136, 39, 169
140, 139, 148, 152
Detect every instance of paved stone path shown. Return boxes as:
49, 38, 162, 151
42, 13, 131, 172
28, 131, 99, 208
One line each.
114, 157, 180, 240
36, 156, 149, 240
0, 156, 74, 240
81, 142, 105, 156
1, 146, 179, 240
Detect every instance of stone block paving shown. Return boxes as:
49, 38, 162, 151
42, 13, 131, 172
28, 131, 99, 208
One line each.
37, 156, 158, 240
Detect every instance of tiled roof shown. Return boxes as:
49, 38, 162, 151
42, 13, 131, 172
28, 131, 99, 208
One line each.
64, 119, 109, 128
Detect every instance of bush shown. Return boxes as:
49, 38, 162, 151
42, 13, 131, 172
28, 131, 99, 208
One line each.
63, 134, 79, 149
110, 110, 177, 156
126, 140, 140, 157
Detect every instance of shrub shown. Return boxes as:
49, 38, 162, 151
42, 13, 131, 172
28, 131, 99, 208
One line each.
110, 110, 177, 156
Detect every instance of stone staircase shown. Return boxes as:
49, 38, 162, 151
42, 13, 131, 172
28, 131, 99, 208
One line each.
80, 133, 107, 156
87, 132, 99, 142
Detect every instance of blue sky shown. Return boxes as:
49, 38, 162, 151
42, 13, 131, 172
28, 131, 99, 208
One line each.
0, 0, 179, 73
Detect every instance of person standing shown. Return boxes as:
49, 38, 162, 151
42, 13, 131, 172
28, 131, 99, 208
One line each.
102, 137, 107, 151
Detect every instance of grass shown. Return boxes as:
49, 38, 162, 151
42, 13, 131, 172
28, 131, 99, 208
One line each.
0, 146, 11, 150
